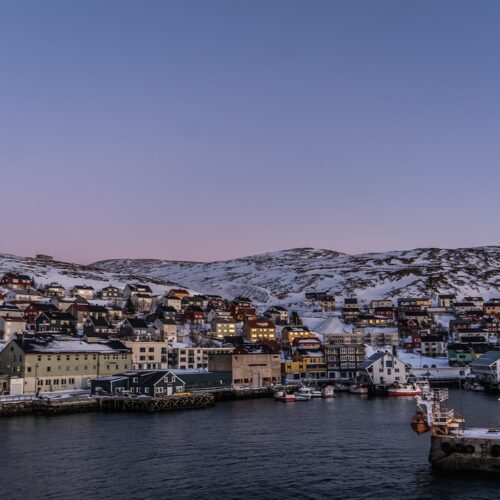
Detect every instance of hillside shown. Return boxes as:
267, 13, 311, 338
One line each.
92, 247, 500, 306
0, 253, 181, 295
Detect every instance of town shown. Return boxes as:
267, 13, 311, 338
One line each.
0, 267, 499, 410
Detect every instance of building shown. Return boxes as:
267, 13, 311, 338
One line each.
71, 285, 95, 301
420, 335, 446, 357
282, 348, 326, 381
44, 283, 66, 298
281, 326, 314, 346
210, 318, 237, 339
169, 347, 233, 370
5, 288, 42, 307
471, 351, 500, 387
91, 369, 231, 396
98, 285, 121, 301
124, 341, 169, 370
35, 311, 76, 334
152, 318, 178, 342
242, 319, 276, 342
0, 272, 32, 290
0, 337, 132, 393
324, 344, 366, 380
119, 318, 149, 339
0, 317, 27, 341
209, 344, 280, 388
438, 294, 456, 309
264, 306, 289, 324
359, 352, 410, 386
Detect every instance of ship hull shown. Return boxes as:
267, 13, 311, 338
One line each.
430, 435, 500, 472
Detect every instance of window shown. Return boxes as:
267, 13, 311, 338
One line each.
47, 367, 51, 372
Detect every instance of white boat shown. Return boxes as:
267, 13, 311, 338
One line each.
349, 384, 369, 395
470, 382, 485, 392
273, 390, 296, 402
322, 385, 335, 398
294, 386, 312, 400
311, 390, 323, 398
388, 383, 422, 397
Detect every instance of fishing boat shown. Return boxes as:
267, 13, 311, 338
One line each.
411, 387, 500, 472
387, 382, 422, 397
322, 385, 335, 398
273, 390, 295, 402
349, 384, 368, 395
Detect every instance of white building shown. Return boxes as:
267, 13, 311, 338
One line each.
359, 352, 410, 386
471, 351, 500, 385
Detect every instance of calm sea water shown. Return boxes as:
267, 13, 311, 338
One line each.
0, 390, 499, 500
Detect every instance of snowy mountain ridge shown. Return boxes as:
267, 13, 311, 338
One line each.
92, 246, 500, 306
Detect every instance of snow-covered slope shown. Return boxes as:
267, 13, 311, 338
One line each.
93, 247, 500, 306
0, 253, 181, 295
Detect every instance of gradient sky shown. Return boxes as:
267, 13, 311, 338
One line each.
1, 0, 499, 263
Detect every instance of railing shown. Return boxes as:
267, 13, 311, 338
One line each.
0, 394, 38, 404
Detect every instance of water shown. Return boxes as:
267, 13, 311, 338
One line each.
0, 390, 499, 499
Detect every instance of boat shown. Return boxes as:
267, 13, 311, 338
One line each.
349, 384, 368, 395
322, 385, 335, 398
388, 382, 422, 397
411, 387, 500, 472
311, 389, 323, 398
470, 382, 485, 392
333, 383, 350, 392
293, 386, 312, 401
273, 390, 296, 402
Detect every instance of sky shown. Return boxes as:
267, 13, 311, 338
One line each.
1, 0, 499, 263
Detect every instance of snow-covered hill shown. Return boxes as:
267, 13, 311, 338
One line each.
93, 247, 500, 306
0, 253, 181, 295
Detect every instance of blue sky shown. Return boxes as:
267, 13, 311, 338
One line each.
1, 1, 499, 262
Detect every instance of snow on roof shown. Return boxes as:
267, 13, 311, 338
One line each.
18, 339, 124, 354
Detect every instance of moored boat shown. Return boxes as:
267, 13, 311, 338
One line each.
349, 384, 368, 395
273, 390, 296, 402
294, 386, 312, 400
311, 390, 323, 398
388, 383, 422, 397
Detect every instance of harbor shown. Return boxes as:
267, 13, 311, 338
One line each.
0, 389, 498, 500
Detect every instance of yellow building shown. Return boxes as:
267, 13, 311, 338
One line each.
124, 340, 169, 370
0, 337, 132, 393
282, 349, 326, 381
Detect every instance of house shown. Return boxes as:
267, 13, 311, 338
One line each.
24, 303, 59, 329
44, 282, 66, 298
98, 285, 121, 301
0, 317, 27, 341
242, 319, 276, 342
464, 296, 484, 310
206, 308, 233, 324
119, 318, 149, 339
420, 335, 446, 357
0, 336, 132, 393
164, 295, 182, 311
342, 305, 361, 322
454, 302, 479, 315
438, 294, 456, 309
131, 294, 153, 314
397, 297, 432, 311
0, 304, 25, 319
484, 301, 500, 317
324, 343, 366, 380
208, 344, 281, 388
83, 317, 112, 338
447, 341, 490, 366
356, 313, 392, 327
182, 306, 205, 326
471, 351, 500, 387
264, 306, 289, 325
152, 318, 178, 342
0, 272, 32, 290
359, 352, 410, 386
210, 318, 237, 339
35, 311, 77, 334
106, 306, 124, 322
155, 305, 178, 321
371, 299, 393, 309
50, 296, 88, 312
281, 326, 314, 346
71, 285, 95, 301
231, 298, 257, 322
5, 288, 42, 308
167, 288, 190, 300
